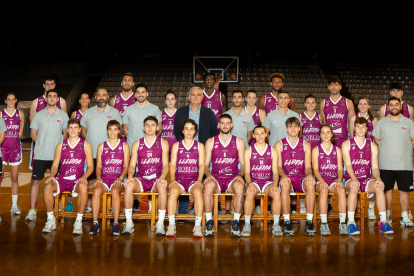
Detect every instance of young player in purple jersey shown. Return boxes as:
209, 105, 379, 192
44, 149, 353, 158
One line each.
123, 116, 169, 236
242, 123, 281, 236
161, 90, 178, 154
258, 73, 296, 114
244, 90, 266, 148
343, 117, 394, 235
166, 119, 205, 237
204, 114, 246, 237
312, 125, 347, 235
0, 93, 24, 216
71, 93, 90, 123
380, 82, 414, 120
89, 120, 130, 235
202, 73, 227, 126
42, 119, 94, 234
320, 76, 355, 148
301, 94, 322, 149
275, 117, 316, 236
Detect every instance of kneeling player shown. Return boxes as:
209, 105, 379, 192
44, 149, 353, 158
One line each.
312, 125, 347, 235
42, 119, 94, 234
204, 114, 246, 237
123, 116, 169, 236
243, 123, 281, 236
89, 120, 130, 235
275, 117, 316, 236
343, 117, 393, 234
166, 119, 205, 237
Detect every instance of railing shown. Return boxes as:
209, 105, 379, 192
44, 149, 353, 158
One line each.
66, 65, 89, 113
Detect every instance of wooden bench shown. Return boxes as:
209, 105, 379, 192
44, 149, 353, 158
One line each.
54, 190, 98, 225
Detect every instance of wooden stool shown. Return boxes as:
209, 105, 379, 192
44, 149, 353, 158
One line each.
54, 189, 97, 225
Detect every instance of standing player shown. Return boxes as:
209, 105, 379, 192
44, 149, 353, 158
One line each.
0, 93, 24, 216
312, 125, 347, 235
41, 118, 94, 234
344, 117, 394, 234
275, 117, 316, 236
71, 93, 90, 121
161, 90, 178, 154
0, 113, 5, 222
202, 73, 227, 126
122, 116, 169, 236
166, 119, 205, 237
379, 82, 414, 120
89, 120, 130, 235
203, 114, 246, 237
258, 73, 296, 114
244, 90, 266, 147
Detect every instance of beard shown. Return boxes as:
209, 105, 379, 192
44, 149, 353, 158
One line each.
122, 85, 132, 92
47, 103, 56, 107
390, 109, 401, 116
97, 100, 108, 108
220, 129, 231, 135
137, 97, 146, 103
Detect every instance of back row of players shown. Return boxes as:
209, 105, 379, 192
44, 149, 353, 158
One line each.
0, 72, 411, 236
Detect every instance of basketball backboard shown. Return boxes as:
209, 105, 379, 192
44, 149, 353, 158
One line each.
193, 56, 239, 84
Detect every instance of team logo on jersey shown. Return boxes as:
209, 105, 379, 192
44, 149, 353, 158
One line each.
268, 99, 271, 102
284, 146, 287, 150
267, 152, 270, 155
232, 140, 235, 145
214, 145, 218, 148
156, 140, 160, 145
242, 121, 247, 124
352, 146, 355, 150
119, 146, 122, 149
333, 151, 336, 155
215, 93, 219, 98
402, 127, 407, 130
252, 155, 256, 159
57, 119, 62, 123
194, 146, 197, 149
107, 116, 112, 119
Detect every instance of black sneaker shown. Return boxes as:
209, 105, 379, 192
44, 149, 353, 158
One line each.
231, 220, 241, 237
305, 220, 316, 236
327, 204, 333, 213
204, 220, 215, 237
284, 220, 295, 236
133, 200, 140, 212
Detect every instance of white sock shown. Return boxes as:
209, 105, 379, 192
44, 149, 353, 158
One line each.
234, 213, 241, 221
47, 211, 54, 220
299, 198, 305, 208
379, 212, 386, 222
321, 214, 327, 224
158, 209, 166, 224
369, 200, 375, 209
93, 221, 98, 224
12, 195, 18, 205
245, 215, 251, 224
76, 213, 83, 221
205, 212, 212, 222
386, 209, 391, 219
148, 199, 152, 212
327, 197, 332, 205
168, 215, 175, 225
347, 212, 355, 223
402, 211, 408, 219
125, 208, 132, 222
273, 215, 280, 225
86, 207, 92, 212
195, 216, 202, 226
283, 214, 290, 221
306, 213, 313, 222
340, 213, 346, 224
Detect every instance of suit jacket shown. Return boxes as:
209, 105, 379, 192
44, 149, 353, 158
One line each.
174, 104, 218, 145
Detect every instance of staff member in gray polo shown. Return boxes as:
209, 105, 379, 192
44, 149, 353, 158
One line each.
373, 96, 414, 227
123, 83, 162, 152
26, 89, 69, 221
225, 90, 254, 148
264, 90, 302, 147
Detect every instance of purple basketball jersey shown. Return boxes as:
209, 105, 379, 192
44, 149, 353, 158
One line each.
175, 140, 199, 181
385, 101, 410, 118
36, 95, 62, 112
250, 144, 273, 185
100, 140, 124, 186
281, 138, 306, 178
211, 135, 239, 179
161, 109, 178, 151
114, 93, 136, 117
344, 138, 372, 181
353, 113, 374, 141
1, 109, 21, 148
323, 96, 349, 139
301, 112, 321, 149
202, 89, 222, 123
74, 110, 83, 121
58, 138, 86, 180
317, 144, 338, 184
245, 107, 261, 147
264, 93, 291, 114
136, 137, 163, 180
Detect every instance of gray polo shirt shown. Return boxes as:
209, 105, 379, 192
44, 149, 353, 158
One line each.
0, 117, 6, 158
122, 101, 161, 151
225, 108, 255, 148
30, 108, 69, 160
81, 105, 122, 158
372, 115, 414, 170
189, 104, 201, 141
264, 108, 302, 147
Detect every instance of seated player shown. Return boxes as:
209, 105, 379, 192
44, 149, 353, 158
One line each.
166, 119, 205, 237
275, 117, 316, 236
312, 125, 347, 235
242, 123, 281, 236
343, 117, 394, 235
42, 118, 94, 234
204, 114, 246, 237
123, 116, 169, 236
89, 120, 130, 235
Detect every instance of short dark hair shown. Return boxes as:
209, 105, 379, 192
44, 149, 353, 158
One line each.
180, 118, 198, 136
123, 72, 134, 82
44, 75, 56, 84
5, 92, 16, 100
107, 120, 122, 139
354, 117, 368, 127
232, 90, 243, 97
277, 89, 289, 98
46, 89, 58, 97
269, 73, 285, 83
219, 113, 233, 123
68, 118, 80, 128
136, 83, 148, 91
388, 96, 401, 105
165, 89, 176, 99
80, 92, 89, 98
246, 89, 257, 97
144, 116, 158, 125
304, 94, 316, 103
327, 76, 341, 85
204, 73, 215, 81
253, 122, 266, 134
390, 82, 403, 91
285, 117, 300, 127
319, 124, 334, 144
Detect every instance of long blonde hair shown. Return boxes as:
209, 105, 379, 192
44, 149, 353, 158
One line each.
358, 97, 375, 122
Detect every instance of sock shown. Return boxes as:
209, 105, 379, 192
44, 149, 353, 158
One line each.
205, 212, 212, 222
93, 221, 98, 225
340, 213, 346, 224
357, 200, 360, 209
369, 201, 375, 209
273, 215, 280, 225
47, 211, 54, 220
195, 216, 202, 226
168, 215, 175, 225
379, 212, 386, 222
113, 222, 118, 225
245, 215, 251, 224
86, 207, 92, 212
402, 211, 408, 219
125, 208, 132, 222
255, 199, 260, 207
321, 214, 327, 224
291, 204, 297, 212
347, 212, 355, 223
386, 209, 391, 219
268, 205, 271, 212
158, 209, 166, 224
148, 199, 152, 212
299, 198, 305, 208
283, 214, 290, 221
306, 213, 313, 222
12, 195, 18, 205
76, 213, 83, 221
327, 197, 332, 205
234, 213, 241, 221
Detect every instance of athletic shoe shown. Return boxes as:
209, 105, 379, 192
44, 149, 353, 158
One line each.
10, 205, 21, 215
378, 222, 394, 234
320, 223, 331, 236
300, 207, 306, 214
65, 202, 73, 212
166, 224, 176, 237
339, 222, 348, 235
133, 200, 141, 212
204, 220, 215, 237
368, 208, 376, 220
327, 204, 333, 213
231, 220, 241, 237
254, 205, 261, 215
400, 216, 414, 227
73, 220, 83, 234
42, 219, 56, 233
305, 220, 316, 236
272, 224, 283, 236
111, 223, 119, 235
220, 210, 231, 225
83, 207, 92, 221
25, 209, 37, 221
155, 223, 166, 236
122, 221, 135, 235
242, 223, 251, 236
89, 223, 99, 235
347, 223, 360, 235
283, 220, 295, 236
193, 225, 202, 237
291, 210, 299, 224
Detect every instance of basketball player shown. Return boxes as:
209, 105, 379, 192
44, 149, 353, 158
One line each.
166, 119, 205, 237
0, 93, 24, 216
379, 82, 414, 120
71, 93, 90, 121
203, 114, 246, 237
122, 116, 169, 236
275, 117, 316, 236
244, 90, 266, 147
42, 118, 94, 234
320, 76, 355, 148
344, 117, 394, 234
242, 123, 281, 236
258, 73, 296, 114
202, 73, 227, 125
161, 89, 178, 154
0, 115, 5, 222
312, 125, 347, 235
89, 120, 130, 235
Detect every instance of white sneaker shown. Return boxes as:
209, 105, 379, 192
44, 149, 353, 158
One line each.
10, 205, 21, 215
368, 208, 376, 220
73, 220, 83, 234
300, 207, 306, 214
25, 209, 37, 221
42, 219, 56, 233
122, 221, 135, 235
400, 216, 414, 227
254, 205, 261, 215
